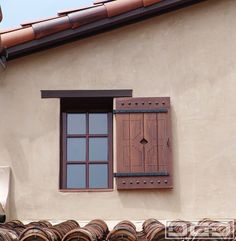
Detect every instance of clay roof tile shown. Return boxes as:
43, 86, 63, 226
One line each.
143, 0, 163, 7
21, 16, 61, 27
105, 0, 143, 18
0, 0, 205, 59
32, 16, 71, 39
68, 5, 107, 29
1, 27, 35, 48
58, 4, 103, 16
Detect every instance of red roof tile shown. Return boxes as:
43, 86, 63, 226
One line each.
0, 0, 205, 59
105, 0, 143, 18
0, 0, 165, 49
21, 16, 61, 27
1, 27, 35, 48
57, 4, 103, 16
0, 218, 234, 241
68, 5, 107, 29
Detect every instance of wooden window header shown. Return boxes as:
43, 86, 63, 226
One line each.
41, 90, 133, 99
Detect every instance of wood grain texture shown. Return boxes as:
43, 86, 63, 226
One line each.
115, 97, 172, 189
116, 114, 131, 173
130, 114, 144, 172
144, 113, 158, 172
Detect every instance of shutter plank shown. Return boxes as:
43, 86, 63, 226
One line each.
144, 113, 158, 172
116, 114, 130, 173
157, 113, 168, 172
130, 114, 144, 173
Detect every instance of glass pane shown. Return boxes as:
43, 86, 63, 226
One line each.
89, 113, 108, 134
67, 138, 86, 161
89, 164, 108, 188
67, 164, 86, 188
89, 138, 108, 161
67, 114, 86, 134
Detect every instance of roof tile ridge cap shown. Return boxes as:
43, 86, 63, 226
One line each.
58, 3, 103, 15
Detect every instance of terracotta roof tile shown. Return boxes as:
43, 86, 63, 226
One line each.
0, 0, 205, 58
0, 26, 26, 35
143, 0, 163, 7
57, 4, 103, 16
105, 0, 143, 17
0, 218, 234, 241
21, 16, 61, 27
0, 0, 163, 49
1, 27, 35, 48
32, 16, 71, 39
68, 5, 107, 29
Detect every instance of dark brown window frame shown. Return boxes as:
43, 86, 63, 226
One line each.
61, 111, 113, 190
60, 98, 114, 191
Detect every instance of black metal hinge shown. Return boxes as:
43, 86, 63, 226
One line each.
114, 172, 169, 177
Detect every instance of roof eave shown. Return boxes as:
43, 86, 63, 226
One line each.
7, 0, 206, 60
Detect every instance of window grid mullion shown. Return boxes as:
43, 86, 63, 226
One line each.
86, 112, 89, 189
66, 134, 108, 138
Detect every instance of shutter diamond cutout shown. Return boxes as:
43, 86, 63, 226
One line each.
140, 138, 148, 145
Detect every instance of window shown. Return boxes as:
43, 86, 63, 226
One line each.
60, 98, 113, 190
41, 90, 172, 191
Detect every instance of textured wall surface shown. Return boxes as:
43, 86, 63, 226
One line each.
0, 0, 236, 221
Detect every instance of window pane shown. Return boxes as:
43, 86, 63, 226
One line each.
67, 114, 86, 134
67, 138, 86, 161
89, 138, 108, 161
89, 114, 108, 134
89, 164, 108, 188
67, 164, 86, 188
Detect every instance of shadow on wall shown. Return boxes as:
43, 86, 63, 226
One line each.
4, 135, 29, 183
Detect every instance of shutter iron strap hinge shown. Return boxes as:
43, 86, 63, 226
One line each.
114, 172, 169, 177
113, 108, 168, 114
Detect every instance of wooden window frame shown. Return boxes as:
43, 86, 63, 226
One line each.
60, 98, 113, 191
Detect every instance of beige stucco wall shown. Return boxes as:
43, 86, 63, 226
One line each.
0, 0, 236, 221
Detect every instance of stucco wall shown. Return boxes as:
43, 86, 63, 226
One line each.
0, 0, 236, 221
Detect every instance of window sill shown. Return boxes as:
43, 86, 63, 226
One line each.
59, 189, 114, 192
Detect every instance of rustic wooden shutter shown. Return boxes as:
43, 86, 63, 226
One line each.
114, 97, 172, 189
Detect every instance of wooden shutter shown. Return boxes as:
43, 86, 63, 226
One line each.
114, 97, 172, 189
